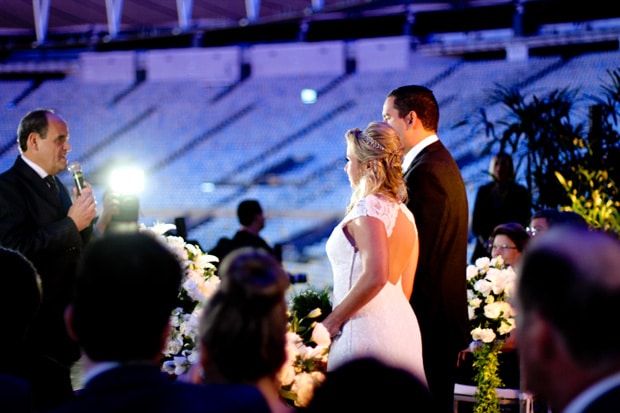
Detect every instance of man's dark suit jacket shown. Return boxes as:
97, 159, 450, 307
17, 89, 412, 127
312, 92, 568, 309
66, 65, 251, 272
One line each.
0, 156, 89, 364
404, 140, 470, 412
0, 156, 92, 409
46, 364, 272, 413
209, 229, 277, 268
470, 179, 531, 263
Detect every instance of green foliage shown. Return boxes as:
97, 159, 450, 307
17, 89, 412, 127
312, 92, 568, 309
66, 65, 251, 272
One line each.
288, 286, 332, 346
460, 68, 620, 212
556, 170, 620, 238
473, 343, 504, 413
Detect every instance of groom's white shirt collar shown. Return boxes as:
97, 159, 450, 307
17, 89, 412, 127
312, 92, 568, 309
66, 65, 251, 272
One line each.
402, 134, 438, 172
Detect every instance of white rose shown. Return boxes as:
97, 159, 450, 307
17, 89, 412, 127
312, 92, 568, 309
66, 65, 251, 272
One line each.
173, 355, 189, 376
471, 327, 496, 343
475, 256, 491, 271
468, 306, 475, 320
469, 297, 482, 309
485, 267, 501, 284
164, 336, 183, 356
498, 319, 515, 335
467, 289, 475, 301
474, 279, 493, 296
466, 265, 479, 281
491, 268, 516, 295
484, 301, 503, 319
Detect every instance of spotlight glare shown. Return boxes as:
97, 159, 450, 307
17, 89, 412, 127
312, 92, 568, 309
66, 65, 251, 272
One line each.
109, 167, 144, 195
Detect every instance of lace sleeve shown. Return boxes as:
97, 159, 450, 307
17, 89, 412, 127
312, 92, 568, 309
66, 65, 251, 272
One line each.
353, 195, 398, 236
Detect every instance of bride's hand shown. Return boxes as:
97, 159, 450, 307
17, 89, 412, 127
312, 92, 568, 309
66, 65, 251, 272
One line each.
321, 314, 343, 339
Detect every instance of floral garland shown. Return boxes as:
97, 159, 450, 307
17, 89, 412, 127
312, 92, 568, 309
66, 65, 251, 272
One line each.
141, 223, 332, 407
466, 255, 517, 413
140, 223, 220, 375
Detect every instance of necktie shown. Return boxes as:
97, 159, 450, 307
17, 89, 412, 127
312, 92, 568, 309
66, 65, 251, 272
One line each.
45, 175, 72, 211
44, 175, 58, 193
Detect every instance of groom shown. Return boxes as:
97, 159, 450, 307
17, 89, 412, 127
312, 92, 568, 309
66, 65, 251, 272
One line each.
382, 85, 470, 413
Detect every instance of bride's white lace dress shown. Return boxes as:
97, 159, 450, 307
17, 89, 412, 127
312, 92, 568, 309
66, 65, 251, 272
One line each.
325, 194, 427, 385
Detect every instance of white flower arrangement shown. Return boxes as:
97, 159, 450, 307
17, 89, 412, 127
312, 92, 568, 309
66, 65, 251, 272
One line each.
465, 255, 519, 413
140, 223, 220, 375
278, 314, 330, 407
466, 255, 517, 343
140, 224, 332, 404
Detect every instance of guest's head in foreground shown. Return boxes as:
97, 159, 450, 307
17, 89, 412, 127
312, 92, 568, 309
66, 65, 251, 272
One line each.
488, 222, 530, 267
305, 357, 432, 412
56, 233, 271, 413
0, 247, 41, 412
344, 121, 406, 212
515, 226, 620, 412
199, 247, 291, 412
67, 231, 183, 363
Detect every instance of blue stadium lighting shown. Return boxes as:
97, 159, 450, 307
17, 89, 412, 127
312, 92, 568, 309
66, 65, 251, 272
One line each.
301, 88, 317, 104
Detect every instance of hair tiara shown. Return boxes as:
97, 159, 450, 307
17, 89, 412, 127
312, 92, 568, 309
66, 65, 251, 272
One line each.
356, 129, 386, 152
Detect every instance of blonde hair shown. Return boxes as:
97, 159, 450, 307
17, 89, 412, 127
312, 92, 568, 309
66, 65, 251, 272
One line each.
345, 121, 407, 212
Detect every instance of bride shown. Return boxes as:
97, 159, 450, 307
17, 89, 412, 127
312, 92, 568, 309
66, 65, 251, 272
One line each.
321, 121, 427, 386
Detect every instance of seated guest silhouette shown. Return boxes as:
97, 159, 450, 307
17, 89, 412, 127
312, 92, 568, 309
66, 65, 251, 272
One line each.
0, 246, 41, 413
186, 247, 294, 413
527, 208, 588, 238
305, 357, 432, 412
48, 232, 270, 413
488, 222, 530, 267
527, 208, 562, 237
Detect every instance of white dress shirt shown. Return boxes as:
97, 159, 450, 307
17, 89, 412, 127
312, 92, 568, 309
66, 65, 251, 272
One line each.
21, 154, 47, 179
402, 134, 439, 172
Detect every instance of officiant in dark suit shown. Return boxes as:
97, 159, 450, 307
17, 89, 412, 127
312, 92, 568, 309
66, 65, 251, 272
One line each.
0, 108, 98, 410
516, 226, 620, 413
383, 85, 470, 413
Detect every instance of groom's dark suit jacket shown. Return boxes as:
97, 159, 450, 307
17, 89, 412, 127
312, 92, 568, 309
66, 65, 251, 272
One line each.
47, 365, 271, 413
404, 140, 470, 412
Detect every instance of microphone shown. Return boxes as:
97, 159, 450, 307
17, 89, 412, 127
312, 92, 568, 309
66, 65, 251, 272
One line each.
67, 161, 85, 195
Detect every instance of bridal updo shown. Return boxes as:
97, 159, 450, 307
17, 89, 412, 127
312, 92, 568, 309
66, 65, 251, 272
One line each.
198, 247, 290, 382
345, 121, 407, 212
